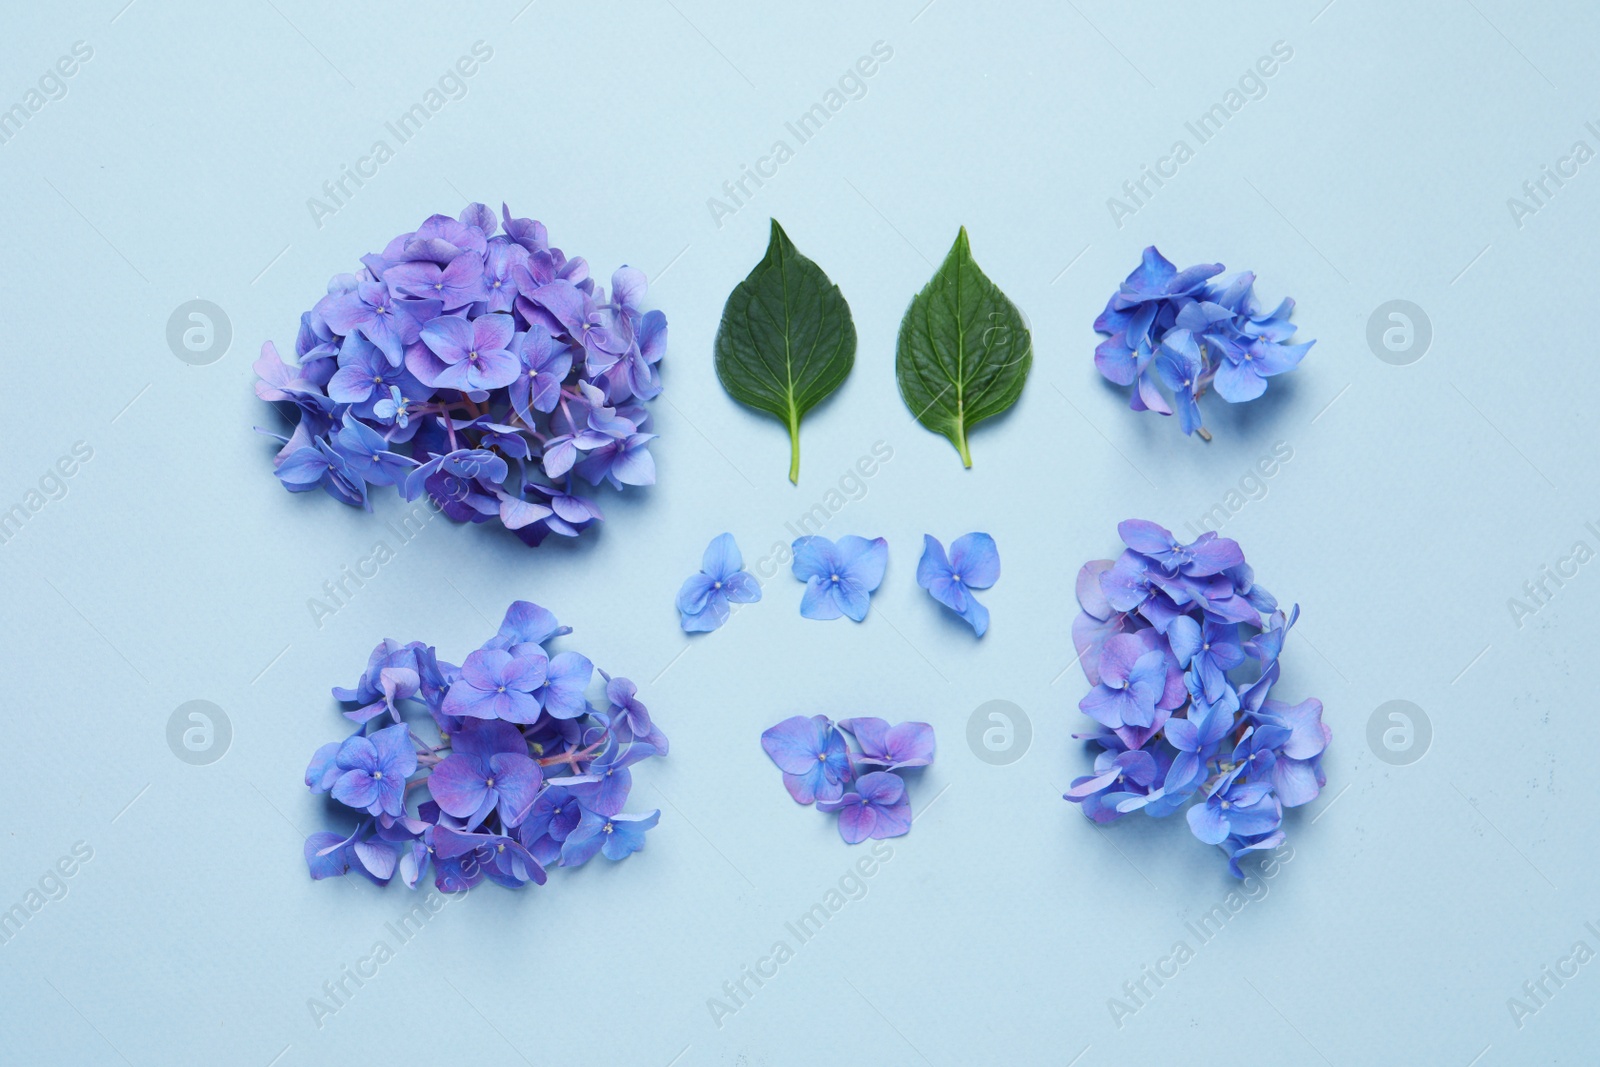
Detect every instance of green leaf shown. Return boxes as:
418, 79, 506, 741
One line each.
895, 227, 1033, 467
714, 219, 857, 484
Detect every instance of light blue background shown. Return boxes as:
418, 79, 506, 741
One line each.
1, 1, 1594, 1063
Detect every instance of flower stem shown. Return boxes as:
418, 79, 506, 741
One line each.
537, 738, 605, 771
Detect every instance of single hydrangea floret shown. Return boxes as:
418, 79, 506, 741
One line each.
916, 532, 999, 636
791, 535, 888, 622
676, 533, 761, 633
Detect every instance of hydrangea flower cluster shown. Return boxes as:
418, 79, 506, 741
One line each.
1093, 246, 1312, 440
303, 601, 667, 891
1065, 520, 1330, 877
256, 203, 666, 546
760, 715, 934, 844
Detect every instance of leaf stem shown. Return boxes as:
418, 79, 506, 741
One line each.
956, 427, 972, 468
787, 417, 801, 484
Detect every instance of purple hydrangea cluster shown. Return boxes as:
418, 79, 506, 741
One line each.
760, 715, 934, 844
303, 600, 668, 891
1093, 246, 1312, 439
1066, 520, 1330, 877
256, 203, 666, 546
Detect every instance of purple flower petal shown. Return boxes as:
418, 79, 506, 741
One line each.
761, 715, 830, 776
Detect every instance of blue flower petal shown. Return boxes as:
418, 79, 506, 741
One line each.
799, 576, 845, 620
1186, 799, 1229, 845
948, 532, 999, 588
790, 536, 837, 583
679, 598, 729, 633
833, 535, 888, 592
675, 572, 719, 617
701, 531, 743, 580
719, 571, 762, 604
915, 534, 951, 588
832, 576, 873, 622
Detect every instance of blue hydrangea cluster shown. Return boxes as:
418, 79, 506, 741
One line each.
1065, 520, 1330, 877
1093, 246, 1313, 439
256, 203, 666, 546
303, 600, 668, 891
760, 715, 934, 844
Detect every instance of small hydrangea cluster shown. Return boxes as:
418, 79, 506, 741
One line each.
256, 203, 666, 546
1093, 246, 1312, 439
760, 715, 934, 844
1066, 520, 1330, 877
303, 601, 667, 891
